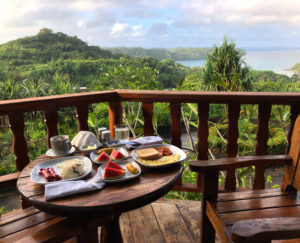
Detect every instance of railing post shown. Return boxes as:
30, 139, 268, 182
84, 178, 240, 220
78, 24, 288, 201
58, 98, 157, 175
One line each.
225, 104, 240, 191
76, 104, 89, 131
8, 112, 30, 171
44, 109, 58, 148
197, 103, 209, 188
253, 103, 271, 190
142, 102, 154, 136
109, 101, 123, 138
170, 102, 181, 148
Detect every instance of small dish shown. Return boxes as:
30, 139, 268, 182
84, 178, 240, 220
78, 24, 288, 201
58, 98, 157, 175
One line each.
90, 147, 129, 165
99, 161, 141, 183
131, 144, 186, 168
31, 156, 92, 185
78, 144, 98, 154
45, 146, 76, 157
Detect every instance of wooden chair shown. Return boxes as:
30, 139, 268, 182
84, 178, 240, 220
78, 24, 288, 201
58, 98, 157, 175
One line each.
189, 115, 300, 243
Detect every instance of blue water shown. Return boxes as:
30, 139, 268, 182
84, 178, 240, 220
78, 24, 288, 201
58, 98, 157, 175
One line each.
176, 49, 300, 77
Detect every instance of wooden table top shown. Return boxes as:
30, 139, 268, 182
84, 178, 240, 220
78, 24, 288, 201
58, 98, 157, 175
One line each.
17, 153, 183, 218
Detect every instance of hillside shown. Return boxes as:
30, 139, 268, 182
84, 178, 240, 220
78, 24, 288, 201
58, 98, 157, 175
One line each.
0, 28, 115, 66
106, 47, 212, 60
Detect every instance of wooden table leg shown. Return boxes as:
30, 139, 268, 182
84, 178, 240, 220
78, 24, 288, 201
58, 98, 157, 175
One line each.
100, 214, 123, 243
77, 227, 99, 243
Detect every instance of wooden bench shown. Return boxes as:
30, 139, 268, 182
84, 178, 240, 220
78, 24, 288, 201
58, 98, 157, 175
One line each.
189, 114, 300, 243
0, 206, 113, 242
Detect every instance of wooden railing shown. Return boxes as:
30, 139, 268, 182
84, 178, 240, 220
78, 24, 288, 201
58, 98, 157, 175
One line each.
1, 90, 300, 198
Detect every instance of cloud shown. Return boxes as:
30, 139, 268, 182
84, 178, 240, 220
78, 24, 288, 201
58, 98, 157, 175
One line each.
177, 0, 300, 27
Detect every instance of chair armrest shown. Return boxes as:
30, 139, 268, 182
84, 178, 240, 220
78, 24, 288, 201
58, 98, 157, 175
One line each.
189, 154, 291, 173
231, 217, 300, 243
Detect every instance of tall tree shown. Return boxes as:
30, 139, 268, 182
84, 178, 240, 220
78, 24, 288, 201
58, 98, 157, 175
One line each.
202, 37, 252, 91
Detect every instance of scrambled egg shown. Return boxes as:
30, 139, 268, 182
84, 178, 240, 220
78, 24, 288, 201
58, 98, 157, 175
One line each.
57, 158, 85, 179
139, 153, 180, 166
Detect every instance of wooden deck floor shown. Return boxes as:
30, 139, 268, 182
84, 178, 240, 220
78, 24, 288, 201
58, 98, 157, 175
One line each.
119, 198, 202, 243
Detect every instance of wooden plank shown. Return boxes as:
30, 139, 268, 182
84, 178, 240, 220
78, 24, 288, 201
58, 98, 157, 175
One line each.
116, 90, 300, 105
173, 183, 202, 193
44, 109, 58, 148
213, 194, 300, 213
225, 104, 240, 191
285, 115, 300, 191
0, 90, 117, 116
119, 213, 134, 243
231, 217, 300, 243
128, 205, 164, 243
109, 101, 123, 138
285, 105, 300, 153
152, 202, 194, 243
176, 200, 201, 242
0, 211, 56, 238
206, 201, 232, 243
8, 112, 30, 172
170, 102, 182, 148
253, 103, 271, 190
0, 172, 20, 189
217, 189, 292, 202
189, 155, 291, 172
76, 104, 89, 131
219, 205, 300, 226
0, 207, 39, 226
142, 102, 154, 136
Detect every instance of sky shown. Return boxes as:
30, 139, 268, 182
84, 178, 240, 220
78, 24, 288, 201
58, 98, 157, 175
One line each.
0, 0, 300, 49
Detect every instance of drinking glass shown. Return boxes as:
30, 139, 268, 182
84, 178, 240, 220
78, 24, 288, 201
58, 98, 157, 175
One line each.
114, 124, 129, 141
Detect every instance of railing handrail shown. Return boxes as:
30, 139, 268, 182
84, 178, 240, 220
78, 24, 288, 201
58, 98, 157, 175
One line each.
0, 90, 299, 115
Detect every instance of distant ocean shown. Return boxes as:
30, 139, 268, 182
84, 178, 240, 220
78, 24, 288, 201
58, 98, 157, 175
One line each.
176, 49, 300, 77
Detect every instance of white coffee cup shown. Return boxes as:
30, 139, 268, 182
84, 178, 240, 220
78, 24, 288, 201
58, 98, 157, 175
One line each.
50, 135, 72, 156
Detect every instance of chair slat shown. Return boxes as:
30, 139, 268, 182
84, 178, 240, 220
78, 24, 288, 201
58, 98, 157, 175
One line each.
285, 105, 300, 153
253, 104, 271, 190
225, 104, 240, 191
142, 102, 154, 136
44, 109, 58, 148
75, 104, 89, 131
8, 112, 30, 172
170, 102, 181, 148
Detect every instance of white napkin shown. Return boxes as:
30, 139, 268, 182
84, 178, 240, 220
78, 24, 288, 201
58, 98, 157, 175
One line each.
131, 136, 163, 145
45, 179, 105, 201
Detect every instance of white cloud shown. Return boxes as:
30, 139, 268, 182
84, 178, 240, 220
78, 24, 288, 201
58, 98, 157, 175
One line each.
111, 22, 129, 34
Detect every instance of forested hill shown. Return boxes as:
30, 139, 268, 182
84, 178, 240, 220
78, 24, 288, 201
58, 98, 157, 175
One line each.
106, 47, 212, 60
0, 28, 115, 65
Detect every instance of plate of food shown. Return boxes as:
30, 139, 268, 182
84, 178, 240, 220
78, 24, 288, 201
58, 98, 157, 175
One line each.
31, 156, 92, 185
131, 144, 186, 168
90, 147, 129, 165
99, 160, 141, 183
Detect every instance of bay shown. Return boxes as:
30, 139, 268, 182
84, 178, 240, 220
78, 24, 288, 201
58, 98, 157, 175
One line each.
176, 49, 300, 77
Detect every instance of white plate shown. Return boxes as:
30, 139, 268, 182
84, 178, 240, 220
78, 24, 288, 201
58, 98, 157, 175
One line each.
45, 146, 76, 157
90, 147, 129, 165
131, 144, 187, 168
99, 161, 141, 183
31, 156, 92, 185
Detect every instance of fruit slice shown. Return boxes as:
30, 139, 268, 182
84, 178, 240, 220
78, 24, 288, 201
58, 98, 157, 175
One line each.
106, 161, 125, 172
97, 151, 110, 162
111, 150, 125, 160
103, 167, 125, 179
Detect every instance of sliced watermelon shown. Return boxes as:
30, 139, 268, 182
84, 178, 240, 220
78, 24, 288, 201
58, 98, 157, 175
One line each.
103, 167, 125, 179
97, 151, 110, 162
111, 150, 125, 160
106, 161, 125, 171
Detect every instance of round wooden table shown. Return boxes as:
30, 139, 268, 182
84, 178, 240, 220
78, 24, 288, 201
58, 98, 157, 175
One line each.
17, 153, 183, 243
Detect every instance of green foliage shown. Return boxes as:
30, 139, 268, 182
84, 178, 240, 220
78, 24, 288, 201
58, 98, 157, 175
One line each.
202, 37, 252, 91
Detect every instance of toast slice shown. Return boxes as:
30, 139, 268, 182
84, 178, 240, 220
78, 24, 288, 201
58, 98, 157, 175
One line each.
136, 148, 161, 160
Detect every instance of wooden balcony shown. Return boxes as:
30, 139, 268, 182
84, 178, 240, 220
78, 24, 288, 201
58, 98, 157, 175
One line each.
0, 90, 300, 242
1, 90, 300, 194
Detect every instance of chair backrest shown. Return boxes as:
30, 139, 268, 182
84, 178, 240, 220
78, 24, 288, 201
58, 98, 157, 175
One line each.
282, 115, 300, 191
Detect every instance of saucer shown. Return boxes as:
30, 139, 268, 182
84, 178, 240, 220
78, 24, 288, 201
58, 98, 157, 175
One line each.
45, 146, 76, 157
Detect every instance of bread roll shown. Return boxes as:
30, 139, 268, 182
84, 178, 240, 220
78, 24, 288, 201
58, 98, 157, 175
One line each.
136, 148, 161, 160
